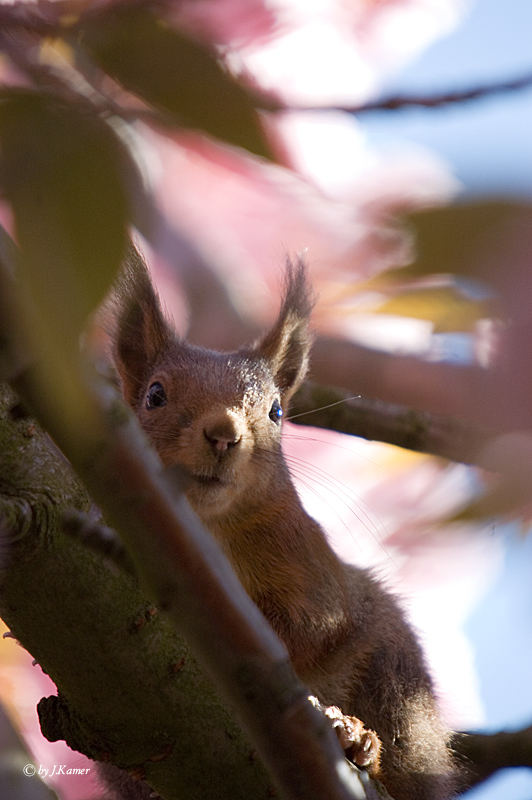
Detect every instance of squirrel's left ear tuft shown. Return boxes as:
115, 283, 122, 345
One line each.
256, 257, 314, 402
109, 244, 174, 408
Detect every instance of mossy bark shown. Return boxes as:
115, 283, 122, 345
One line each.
0, 378, 388, 800
0, 383, 273, 799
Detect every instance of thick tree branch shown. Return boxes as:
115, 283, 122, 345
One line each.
0, 379, 382, 800
0, 259, 379, 800
13, 377, 362, 800
3, 376, 532, 798
1, 380, 255, 800
291, 381, 492, 466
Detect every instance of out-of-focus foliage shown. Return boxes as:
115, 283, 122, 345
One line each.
0, 87, 133, 441
0, 90, 130, 340
350, 200, 532, 333
79, 5, 273, 159
400, 201, 529, 282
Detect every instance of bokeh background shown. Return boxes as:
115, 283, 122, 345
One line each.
1, 1, 531, 798
362, 2, 532, 798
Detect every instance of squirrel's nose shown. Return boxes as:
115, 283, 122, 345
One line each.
203, 421, 241, 453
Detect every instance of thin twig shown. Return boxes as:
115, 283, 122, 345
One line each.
256, 70, 532, 114
354, 71, 532, 112
2, 0, 531, 120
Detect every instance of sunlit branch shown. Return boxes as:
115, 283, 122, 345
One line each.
291, 381, 491, 466
452, 725, 532, 791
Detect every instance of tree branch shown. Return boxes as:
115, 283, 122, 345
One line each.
452, 726, 532, 791
1, 375, 382, 800
2, 1, 530, 122
308, 336, 504, 431
0, 258, 378, 800
3, 321, 532, 800
291, 381, 492, 466
256, 71, 532, 114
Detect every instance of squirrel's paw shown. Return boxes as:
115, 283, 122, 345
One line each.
310, 697, 381, 773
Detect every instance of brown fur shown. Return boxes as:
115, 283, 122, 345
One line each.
111, 247, 457, 800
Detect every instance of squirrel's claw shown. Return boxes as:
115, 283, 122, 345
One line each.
312, 697, 382, 774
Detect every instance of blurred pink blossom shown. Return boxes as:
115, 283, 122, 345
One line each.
177, 0, 470, 105
133, 1, 465, 346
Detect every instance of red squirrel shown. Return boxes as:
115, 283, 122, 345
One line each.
110, 247, 458, 800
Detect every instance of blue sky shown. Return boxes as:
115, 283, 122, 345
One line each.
361, 3, 532, 798
360, 0, 532, 198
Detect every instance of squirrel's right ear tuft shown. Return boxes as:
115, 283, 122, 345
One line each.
257, 257, 314, 403
109, 244, 173, 408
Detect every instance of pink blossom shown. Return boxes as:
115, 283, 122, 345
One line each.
176, 0, 468, 105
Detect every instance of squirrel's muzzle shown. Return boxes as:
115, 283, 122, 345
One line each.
203, 415, 242, 454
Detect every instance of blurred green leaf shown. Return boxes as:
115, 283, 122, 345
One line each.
80, 6, 273, 159
400, 200, 532, 283
355, 200, 532, 329
0, 90, 132, 448
0, 89, 130, 339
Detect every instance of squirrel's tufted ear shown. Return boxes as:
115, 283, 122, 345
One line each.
257, 257, 314, 403
110, 245, 173, 408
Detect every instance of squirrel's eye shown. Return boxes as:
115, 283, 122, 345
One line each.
146, 382, 167, 410
268, 398, 283, 424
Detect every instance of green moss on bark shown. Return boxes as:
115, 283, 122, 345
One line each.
0, 383, 274, 799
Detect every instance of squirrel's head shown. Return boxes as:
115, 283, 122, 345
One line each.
111, 248, 313, 525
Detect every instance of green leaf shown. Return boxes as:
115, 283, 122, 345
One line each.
355, 200, 532, 329
80, 6, 272, 159
0, 89, 130, 338
400, 200, 532, 285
